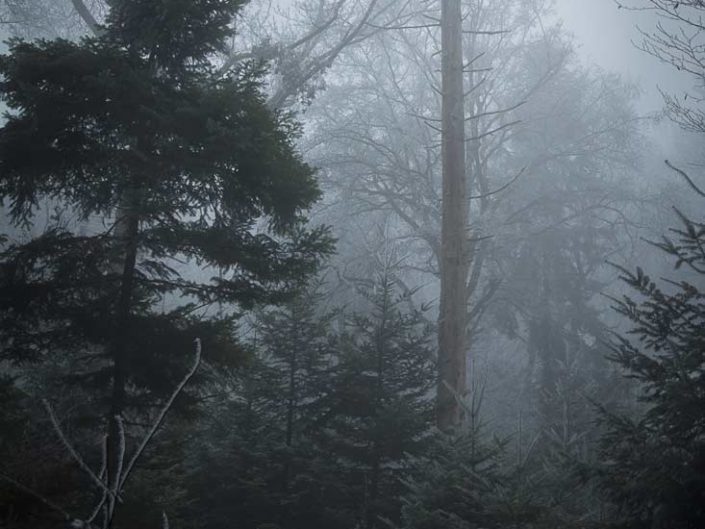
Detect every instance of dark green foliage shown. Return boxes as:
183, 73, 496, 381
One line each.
319, 273, 436, 528
178, 275, 437, 529
399, 432, 543, 529
0, 0, 331, 403
180, 282, 342, 529
105, 0, 245, 73
596, 210, 705, 529
0, 0, 331, 525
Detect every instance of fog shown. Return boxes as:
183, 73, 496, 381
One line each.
558, 0, 684, 108
0, 1, 703, 528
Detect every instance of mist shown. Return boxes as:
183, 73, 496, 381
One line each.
0, 1, 703, 528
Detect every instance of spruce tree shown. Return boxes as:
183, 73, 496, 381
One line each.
182, 282, 340, 529
320, 273, 436, 528
255, 281, 336, 490
0, 0, 331, 519
596, 210, 705, 529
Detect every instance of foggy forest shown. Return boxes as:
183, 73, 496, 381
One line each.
0, 0, 703, 528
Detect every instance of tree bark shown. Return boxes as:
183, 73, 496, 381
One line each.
437, 0, 468, 432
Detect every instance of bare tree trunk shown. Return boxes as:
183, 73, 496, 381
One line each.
437, 0, 468, 431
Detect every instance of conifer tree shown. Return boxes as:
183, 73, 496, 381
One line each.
181, 282, 340, 529
0, 0, 332, 516
399, 434, 519, 529
320, 273, 436, 528
256, 281, 336, 488
596, 210, 705, 528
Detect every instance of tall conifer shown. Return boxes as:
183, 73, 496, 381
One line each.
0, 0, 331, 495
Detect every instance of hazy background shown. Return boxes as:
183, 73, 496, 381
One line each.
556, 0, 691, 113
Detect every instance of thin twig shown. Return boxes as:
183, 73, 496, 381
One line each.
469, 167, 525, 200
666, 159, 705, 197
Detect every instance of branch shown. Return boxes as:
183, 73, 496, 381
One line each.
465, 100, 527, 122
120, 338, 202, 489
268, 0, 383, 108
665, 159, 705, 197
42, 399, 115, 499
70, 0, 104, 36
466, 120, 521, 142
468, 167, 525, 200
85, 436, 109, 525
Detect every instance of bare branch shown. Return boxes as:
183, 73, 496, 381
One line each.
109, 416, 125, 497
120, 338, 202, 489
666, 159, 705, 197
42, 399, 115, 499
468, 167, 525, 200
466, 120, 521, 142
70, 0, 103, 36
465, 100, 527, 122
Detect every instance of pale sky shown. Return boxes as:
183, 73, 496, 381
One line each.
554, 0, 693, 114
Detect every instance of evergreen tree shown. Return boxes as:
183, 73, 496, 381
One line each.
0, 0, 331, 523
596, 210, 705, 529
182, 282, 340, 529
320, 273, 436, 528
399, 433, 522, 529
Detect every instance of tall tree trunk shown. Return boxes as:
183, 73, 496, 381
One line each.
437, 0, 468, 431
